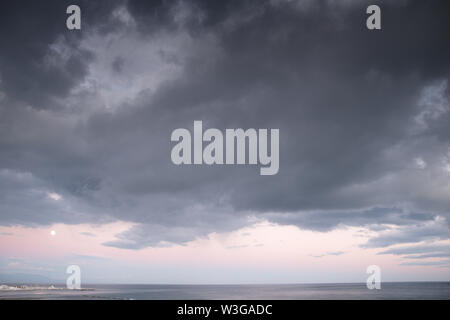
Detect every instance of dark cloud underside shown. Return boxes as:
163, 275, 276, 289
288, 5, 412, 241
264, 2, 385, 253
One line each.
0, 0, 449, 250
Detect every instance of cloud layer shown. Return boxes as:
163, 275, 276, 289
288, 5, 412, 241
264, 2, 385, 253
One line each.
0, 0, 449, 252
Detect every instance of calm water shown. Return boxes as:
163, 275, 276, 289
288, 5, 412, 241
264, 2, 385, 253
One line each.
1, 282, 449, 300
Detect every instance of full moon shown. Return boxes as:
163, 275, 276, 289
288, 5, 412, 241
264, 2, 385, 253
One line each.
50, 230, 56, 236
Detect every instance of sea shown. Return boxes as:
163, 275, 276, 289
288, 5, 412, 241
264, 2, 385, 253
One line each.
0, 282, 449, 300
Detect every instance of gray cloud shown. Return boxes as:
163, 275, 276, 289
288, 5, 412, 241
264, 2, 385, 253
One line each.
378, 243, 450, 260
0, 0, 123, 111
379, 243, 450, 256
400, 260, 450, 267
0, 0, 449, 250
80, 232, 96, 237
362, 217, 450, 248
309, 251, 345, 258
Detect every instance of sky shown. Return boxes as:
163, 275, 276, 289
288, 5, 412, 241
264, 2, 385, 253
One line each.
0, 0, 449, 284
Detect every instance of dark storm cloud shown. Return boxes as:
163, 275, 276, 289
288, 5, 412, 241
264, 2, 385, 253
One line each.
111, 56, 126, 73
117, 0, 450, 213
0, 0, 124, 110
0, 0, 449, 249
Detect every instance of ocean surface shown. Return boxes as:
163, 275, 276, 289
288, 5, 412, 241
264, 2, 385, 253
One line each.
1, 282, 449, 300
